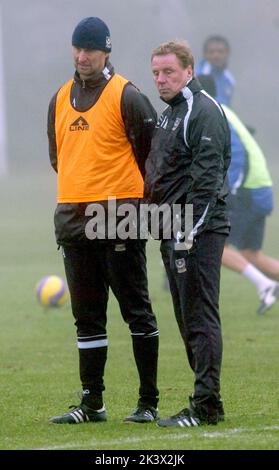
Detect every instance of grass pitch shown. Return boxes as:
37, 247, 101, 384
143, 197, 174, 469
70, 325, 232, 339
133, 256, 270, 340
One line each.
0, 174, 279, 450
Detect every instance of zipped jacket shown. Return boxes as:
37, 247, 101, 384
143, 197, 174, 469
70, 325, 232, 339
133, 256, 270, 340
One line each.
144, 77, 231, 239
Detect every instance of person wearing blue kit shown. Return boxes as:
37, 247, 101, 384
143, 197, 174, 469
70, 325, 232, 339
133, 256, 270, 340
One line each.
196, 35, 235, 106
197, 74, 279, 315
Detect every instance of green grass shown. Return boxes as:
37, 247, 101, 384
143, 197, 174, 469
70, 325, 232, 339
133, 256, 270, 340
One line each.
0, 174, 279, 450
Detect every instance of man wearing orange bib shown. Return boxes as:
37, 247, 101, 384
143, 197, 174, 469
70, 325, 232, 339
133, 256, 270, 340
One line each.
47, 17, 159, 425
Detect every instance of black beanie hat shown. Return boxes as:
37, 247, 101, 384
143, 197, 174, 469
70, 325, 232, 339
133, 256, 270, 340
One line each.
72, 17, 112, 52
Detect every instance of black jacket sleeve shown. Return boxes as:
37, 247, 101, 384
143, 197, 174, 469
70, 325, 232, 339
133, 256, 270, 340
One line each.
47, 93, 58, 172
121, 83, 157, 177
186, 104, 231, 238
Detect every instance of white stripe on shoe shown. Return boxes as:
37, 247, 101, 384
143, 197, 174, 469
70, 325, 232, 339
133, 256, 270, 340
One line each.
70, 411, 81, 423
75, 410, 86, 422
190, 417, 199, 426
182, 418, 192, 427
70, 409, 89, 423
144, 410, 154, 420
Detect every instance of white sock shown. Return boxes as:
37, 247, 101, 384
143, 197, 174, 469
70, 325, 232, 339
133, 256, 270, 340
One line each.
242, 263, 276, 298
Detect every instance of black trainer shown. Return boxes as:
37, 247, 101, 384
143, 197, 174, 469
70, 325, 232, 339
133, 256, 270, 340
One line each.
157, 407, 201, 427
158, 397, 225, 428
124, 405, 159, 423
49, 403, 107, 424
257, 283, 279, 315
188, 396, 224, 425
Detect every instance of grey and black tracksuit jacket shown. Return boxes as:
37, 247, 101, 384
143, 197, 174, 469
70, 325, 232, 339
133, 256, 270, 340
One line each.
144, 77, 231, 407
144, 77, 231, 238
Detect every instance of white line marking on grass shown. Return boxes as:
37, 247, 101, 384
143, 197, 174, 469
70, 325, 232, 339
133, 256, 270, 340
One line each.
262, 425, 279, 431
202, 428, 242, 438
35, 433, 191, 450
34, 424, 279, 450
35, 428, 244, 450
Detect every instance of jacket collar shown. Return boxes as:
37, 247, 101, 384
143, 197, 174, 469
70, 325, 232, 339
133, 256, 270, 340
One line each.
74, 60, 115, 88
161, 76, 201, 106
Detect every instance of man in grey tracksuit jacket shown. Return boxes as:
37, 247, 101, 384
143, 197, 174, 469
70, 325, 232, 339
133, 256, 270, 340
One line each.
145, 40, 231, 427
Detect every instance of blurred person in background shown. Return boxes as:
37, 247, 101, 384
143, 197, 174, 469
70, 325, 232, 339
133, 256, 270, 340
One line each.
198, 74, 279, 315
47, 16, 159, 425
145, 40, 231, 427
196, 35, 235, 106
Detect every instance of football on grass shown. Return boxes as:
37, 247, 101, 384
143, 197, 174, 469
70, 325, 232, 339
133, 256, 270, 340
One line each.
36, 275, 68, 307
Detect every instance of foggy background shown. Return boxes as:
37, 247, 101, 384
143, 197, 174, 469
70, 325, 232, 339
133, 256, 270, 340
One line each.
1, 0, 279, 175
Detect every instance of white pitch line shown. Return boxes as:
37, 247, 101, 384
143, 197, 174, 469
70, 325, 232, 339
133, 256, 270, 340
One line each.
35, 433, 190, 450
202, 428, 242, 438
262, 425, 279, 431
34, 424, 279, 450
35, 428, 245, 450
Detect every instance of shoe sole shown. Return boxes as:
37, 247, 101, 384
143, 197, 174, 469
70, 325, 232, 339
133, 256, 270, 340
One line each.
49, 414, 107, 424
49, 418, 107, 424
123, 418, 157, 424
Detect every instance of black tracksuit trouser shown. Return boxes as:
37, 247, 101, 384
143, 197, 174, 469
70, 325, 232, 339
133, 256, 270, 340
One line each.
62, 239, 159, 409
160, 231, 226, 406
